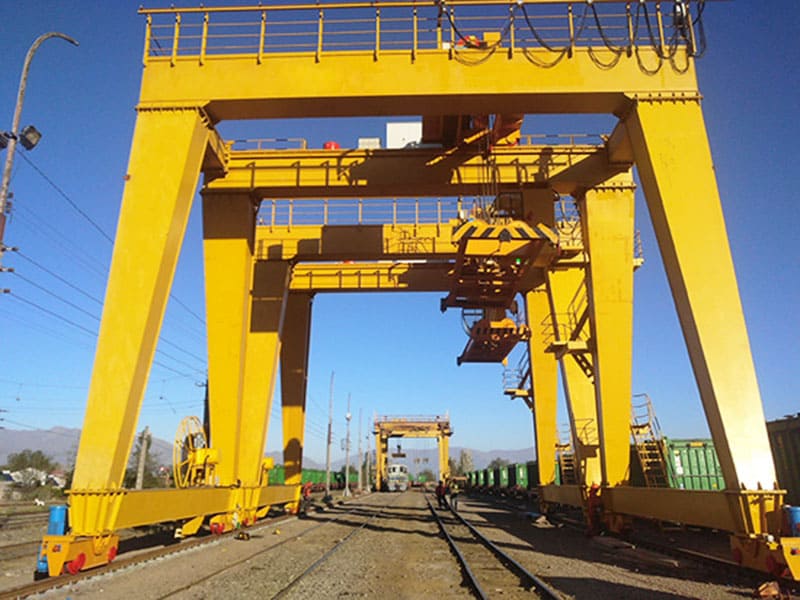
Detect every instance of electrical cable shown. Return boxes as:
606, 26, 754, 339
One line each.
11, 264, 206, 367
12, 271, 100, 323
16, 153, 208, 329
14, 250, 102, 306
17, 152, 113, 244
6, 293, 198, 380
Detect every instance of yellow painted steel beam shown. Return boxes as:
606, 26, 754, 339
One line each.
240, 261, 290, 485
72, 108, 210, 491
206, 145, 619, 198
281, 293, 314, 489
539, 483, 584, 507
525, 286, 559, 486
603, 488, 784, 535
521, 188, 560, 486
548, 121, 635, 194
579, 180, 635, 487
289, 261, 452, 292
138, 51, 698, 121
67, 485, 299, 535
440, 434, 450, 481
546, 267, 601, 486
202, 193, 257, 485
626, 99, 776, 494
255, 222, 456, 261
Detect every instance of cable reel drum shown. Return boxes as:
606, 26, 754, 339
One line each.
173, 416, 218, 488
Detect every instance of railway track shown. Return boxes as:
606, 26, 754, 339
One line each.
0, 493, 384, 600
473, 492, 800, 597
426, 494, 564, 599
0, 512, 48, 531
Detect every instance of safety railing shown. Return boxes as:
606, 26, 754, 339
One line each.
230, 137, 308, 150
139, 1, 705, 68
375, 414, 450, 424
257, 197, 461, 229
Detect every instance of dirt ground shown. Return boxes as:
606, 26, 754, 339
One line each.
1, 490, 769, 599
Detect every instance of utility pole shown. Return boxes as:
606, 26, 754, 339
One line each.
344, 394, 352, 497
357, 408, 363, 493
0, 32, 78, 269
134, 426, 151, 490
366, 431, 372, 492
325, 371, 334, 497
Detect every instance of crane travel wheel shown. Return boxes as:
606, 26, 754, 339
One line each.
173, 416, 218, 487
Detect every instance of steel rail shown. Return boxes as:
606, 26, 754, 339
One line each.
425, 494, 488, 598
484, 494, 800, 595
426, 493, 564, 599
271, 492, 404, 599
0, 509, 302, 600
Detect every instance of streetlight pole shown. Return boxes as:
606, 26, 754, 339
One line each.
0, 32, 79, 268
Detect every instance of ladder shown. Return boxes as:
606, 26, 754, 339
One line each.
631, 395, 670, 488
557, 443, 578, 485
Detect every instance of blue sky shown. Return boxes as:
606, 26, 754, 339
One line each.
0, 2, 797, 467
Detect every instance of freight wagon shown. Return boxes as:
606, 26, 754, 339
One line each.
767, 415, 800, 505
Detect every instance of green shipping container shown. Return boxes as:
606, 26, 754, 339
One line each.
485, 468, 495, 487
494, 467, 509, 488
666, 439, 725, 491
513, 463, 528, 489
268, 466, 285, 485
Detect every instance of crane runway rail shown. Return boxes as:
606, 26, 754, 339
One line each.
426, 494, 564, 599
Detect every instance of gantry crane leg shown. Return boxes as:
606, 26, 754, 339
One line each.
204, 198, 295, 530
521, 190, 559, 488
375, 435, 388, 489
541, 267, 601, 508
524, 286, 558, 487
39, 108, 210, 576
579, 180, 635, 490
202, 193, 258, 487
281, 292, 314, 510
626, 98, 793, 575
439, 433, 450, 481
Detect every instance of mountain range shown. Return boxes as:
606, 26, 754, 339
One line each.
0, 427, 535, 474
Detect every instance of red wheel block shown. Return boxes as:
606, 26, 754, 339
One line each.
66, 552, 86, 575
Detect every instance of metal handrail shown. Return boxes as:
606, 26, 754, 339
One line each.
257, 197, 460, 229
139, 1, 700, 66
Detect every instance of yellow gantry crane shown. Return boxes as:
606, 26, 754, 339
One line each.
36, 0, 796, 581
374, 415, 453, 489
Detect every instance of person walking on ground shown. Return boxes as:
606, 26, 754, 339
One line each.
449, 478, 460, 511
435, 480, 446, 509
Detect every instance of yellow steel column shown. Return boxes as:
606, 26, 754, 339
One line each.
240, 260, 291, 485
547, 267, 602, 486
202, 193, 257, 486
281, 292, 314, 487
375, 433, 387, 489
439, 433, 450, 481
525, 286, 559, 485
522, 189, 558, 486
626, 99, 776, 491
72, 107, 209, 493
578, 180, 635, 487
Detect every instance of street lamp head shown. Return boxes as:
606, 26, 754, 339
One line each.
19, 125, 41, 150
0, 133, 9, 150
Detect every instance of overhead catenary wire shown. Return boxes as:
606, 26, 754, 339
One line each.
6, 292, 199, 380
9, 265, 207, 367
15, 152, 208, 329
